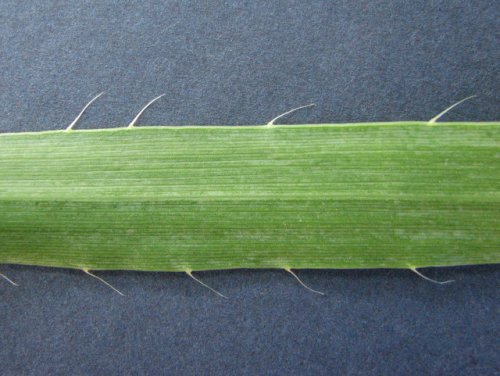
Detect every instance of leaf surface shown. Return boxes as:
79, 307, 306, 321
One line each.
0, 123, 498, 271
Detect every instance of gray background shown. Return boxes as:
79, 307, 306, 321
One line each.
0, 1, 498, 375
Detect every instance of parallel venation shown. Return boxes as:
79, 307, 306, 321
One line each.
0, 123, 498, 270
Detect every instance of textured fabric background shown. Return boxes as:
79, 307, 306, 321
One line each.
0, 1, 498, 375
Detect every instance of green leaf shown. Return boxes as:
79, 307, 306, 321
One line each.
0, 122, 498, 271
